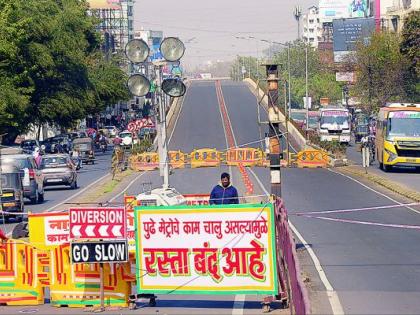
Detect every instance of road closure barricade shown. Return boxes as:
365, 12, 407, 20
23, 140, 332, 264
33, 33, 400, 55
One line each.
0, 239, 47, 305
169, 150, 186, 169
296, 149, 329, 168
226, 148, 265, 166
130, 152, 160, 171
190, 148, 221, 168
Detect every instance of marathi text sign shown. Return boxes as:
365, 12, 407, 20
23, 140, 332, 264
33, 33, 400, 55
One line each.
45, 214, 70, 245
134, 204, 277, 294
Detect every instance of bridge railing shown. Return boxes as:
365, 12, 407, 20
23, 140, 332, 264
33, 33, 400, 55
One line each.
275, 198, 310, 315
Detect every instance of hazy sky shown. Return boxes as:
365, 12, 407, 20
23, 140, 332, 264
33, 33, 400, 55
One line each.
133, 0, 316, 69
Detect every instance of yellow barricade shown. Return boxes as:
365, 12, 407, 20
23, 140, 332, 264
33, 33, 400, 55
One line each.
226, 148, 265, 167
190, 148, 221, 168
169, 150, 186, 169
0, 239, 46, 305
296, 149, 329, 168
49, 244, 135, 308
130, 152, 159, 171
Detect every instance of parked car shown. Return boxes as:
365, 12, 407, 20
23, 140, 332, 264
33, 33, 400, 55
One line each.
0, 166, 24, 222
50, 135, 73, 153
41, 154, 78, 189
20, 139, 40, 154
0, 154, 45, 204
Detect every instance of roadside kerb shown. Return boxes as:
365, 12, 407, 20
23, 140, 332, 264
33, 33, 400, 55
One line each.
339, 165, 420, 202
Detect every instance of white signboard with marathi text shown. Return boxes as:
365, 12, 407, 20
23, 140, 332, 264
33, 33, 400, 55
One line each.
134, 204, 278, 294
45, 214, 70, 245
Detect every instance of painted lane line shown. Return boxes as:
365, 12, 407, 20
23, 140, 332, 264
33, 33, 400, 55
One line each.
329, 169, 420, 215
293, 201, 420, 216
232, 294, 246, 315
300, 214, 420, 230
45, 172, 111, 212
248, 168, 345, 315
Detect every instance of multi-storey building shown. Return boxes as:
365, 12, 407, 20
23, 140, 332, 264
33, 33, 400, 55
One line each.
379, 0, 419, 32
302, 6, 323, 47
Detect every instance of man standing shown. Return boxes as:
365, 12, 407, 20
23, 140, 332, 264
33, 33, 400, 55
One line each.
209, 173, 239, 205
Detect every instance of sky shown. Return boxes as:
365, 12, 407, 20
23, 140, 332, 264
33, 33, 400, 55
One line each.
133, 0, 316, 70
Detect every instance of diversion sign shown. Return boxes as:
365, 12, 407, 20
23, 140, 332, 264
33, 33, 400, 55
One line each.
71, 240, 128, 263
134, 204, 278, 294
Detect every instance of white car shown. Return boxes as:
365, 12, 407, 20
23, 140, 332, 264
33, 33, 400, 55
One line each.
119, 131, 134, 147
136, 187, 187, 206
104, 126, 118, 138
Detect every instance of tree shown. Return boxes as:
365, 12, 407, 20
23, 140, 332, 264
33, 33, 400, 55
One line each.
351, 31, 414, 113
0, 0, 129, 143
400, 10, 420, 76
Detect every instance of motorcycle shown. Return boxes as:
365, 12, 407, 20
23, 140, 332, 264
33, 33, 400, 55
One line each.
100, 141, 107, 153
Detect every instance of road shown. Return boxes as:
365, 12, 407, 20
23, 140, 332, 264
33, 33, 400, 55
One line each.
1, 149, 112, 236
5, 80, 420, 315
346, 142, 420, 192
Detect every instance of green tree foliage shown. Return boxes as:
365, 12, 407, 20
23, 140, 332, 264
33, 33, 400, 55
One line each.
352, 31, 416, 113
0, 0, 129, 143
400, 10, 420, 76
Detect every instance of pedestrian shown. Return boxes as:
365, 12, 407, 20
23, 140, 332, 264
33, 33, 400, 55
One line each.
32, 147, 42, 168
209, 173, 239, 205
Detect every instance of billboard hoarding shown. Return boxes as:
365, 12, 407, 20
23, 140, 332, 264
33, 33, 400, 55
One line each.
134, 204, 278, 295
336, 72, 355, 82
333, 17, 375, 62
319, 0, 370, 23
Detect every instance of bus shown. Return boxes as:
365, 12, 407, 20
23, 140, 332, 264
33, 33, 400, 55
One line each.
318, 107, 351, 144
376, 103, 420, 171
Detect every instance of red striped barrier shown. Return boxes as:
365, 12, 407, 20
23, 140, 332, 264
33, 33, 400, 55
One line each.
275, 198, 310, 314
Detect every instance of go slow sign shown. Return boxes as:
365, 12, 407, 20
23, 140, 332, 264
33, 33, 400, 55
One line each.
71, 240, 128, 264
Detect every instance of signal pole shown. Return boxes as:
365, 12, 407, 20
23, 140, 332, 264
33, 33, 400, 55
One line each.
265, 64, 282, 197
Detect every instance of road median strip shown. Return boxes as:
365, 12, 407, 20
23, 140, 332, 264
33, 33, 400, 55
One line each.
338, 165, 420, 202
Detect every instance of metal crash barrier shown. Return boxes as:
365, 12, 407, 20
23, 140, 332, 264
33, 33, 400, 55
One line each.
190, 148, 221, 168
296, 149, 329, 168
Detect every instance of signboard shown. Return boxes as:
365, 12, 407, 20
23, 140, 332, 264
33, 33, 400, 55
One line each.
336, 72, 355, 82
69, 207, 126, 240
134, 204, 277, 294
333, 17, 375, 62
71, 240, 128, 264
319, 0, 369, 23
45, 214, 70, 245
183, 194, 210, 206
320, 98, 330, 106
303, 97, 312, 109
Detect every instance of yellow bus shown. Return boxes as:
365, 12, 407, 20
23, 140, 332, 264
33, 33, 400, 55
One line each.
376, 103, 420, 171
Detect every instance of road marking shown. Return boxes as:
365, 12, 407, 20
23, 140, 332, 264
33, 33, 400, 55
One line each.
168, 83, 188, 144
45, 172, 111, 212
232, 294, 245, 315
329, 169, 420, 214
248, 167, 345, 315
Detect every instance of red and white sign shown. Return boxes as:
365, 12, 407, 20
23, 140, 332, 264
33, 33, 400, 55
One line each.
69, 207, 127, 240
127, 118, 155, 133
183, 194, 210, 206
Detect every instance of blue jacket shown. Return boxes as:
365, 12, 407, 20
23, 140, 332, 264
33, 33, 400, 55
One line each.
210, 184, 239, 205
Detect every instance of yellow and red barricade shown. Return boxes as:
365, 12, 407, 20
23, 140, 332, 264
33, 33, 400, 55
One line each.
169, 150, 186, 169
0, 239, 47, 305
49, 244, 134, 308
190, 148, 221, 168
226, 148, 265, 167
130, 152, 159, 171
296, 149, 329, 168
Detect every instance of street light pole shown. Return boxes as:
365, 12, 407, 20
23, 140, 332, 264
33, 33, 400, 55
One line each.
305, 45, 309, 140
287, 43, 292, 118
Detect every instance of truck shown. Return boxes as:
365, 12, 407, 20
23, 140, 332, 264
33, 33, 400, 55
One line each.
136, 187, 187, 206
318, 106, 351, 144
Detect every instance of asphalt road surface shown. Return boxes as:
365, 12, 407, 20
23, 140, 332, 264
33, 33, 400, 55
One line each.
1, 149, 112, 236
5, 80, 420, 315
346, 142, 420, 192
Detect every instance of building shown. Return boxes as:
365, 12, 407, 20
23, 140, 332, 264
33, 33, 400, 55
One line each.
88, 0, 134, 56
302, 6, 323, 47
379, 0, 420, 32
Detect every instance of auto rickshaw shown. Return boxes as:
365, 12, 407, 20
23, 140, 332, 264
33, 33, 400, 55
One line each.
354, 112, 369, 143
72, 137, 95, 164
1, 166, 24, 222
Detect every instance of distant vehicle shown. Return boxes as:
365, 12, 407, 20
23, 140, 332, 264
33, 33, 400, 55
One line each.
353, 112, 369, 143
104, 126, 118, 138
49, 136, 73, 153
20, 139, 40, 154
119, 130, 135, 148
68, 131, 87, 140
290, 109, 307, 129
1, 154, 45, 204
136, 187, 187, 206
307, 111, 320, 131
0, 166, 24, 221
200, 73, 212, 79
318, 107, 351, 144
376, 103, 420, 171
41, 154, 78, 189
72, 137, 95, 165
